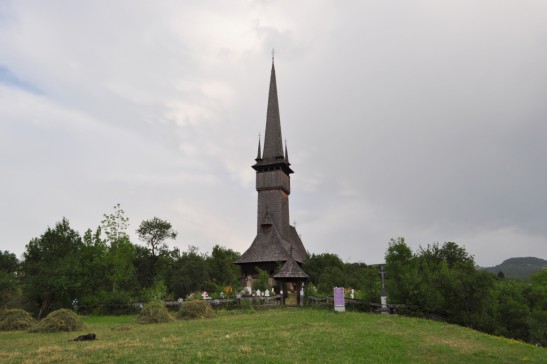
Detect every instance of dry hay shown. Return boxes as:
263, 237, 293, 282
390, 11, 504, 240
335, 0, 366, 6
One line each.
137, 301, 174, 324
29, 309, 86, 333
0, 309, 37, 331
177, 300, 215, 320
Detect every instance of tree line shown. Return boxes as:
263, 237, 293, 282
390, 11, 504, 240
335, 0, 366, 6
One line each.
0, 205, 241, 317
0, 207, 545, 345
383, 238, 546, 346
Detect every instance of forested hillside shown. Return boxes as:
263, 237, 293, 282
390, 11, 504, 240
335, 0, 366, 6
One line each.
482, 257, 547, 280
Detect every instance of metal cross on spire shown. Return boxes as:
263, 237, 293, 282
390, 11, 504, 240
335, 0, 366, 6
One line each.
272, 48, 275, 63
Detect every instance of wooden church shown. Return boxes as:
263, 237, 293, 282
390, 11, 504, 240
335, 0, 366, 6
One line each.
235, 59, 309, 293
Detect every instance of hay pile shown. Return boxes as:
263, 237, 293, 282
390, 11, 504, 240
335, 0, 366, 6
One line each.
137, 302, 174, 324
0, 309, 37, 331
29, 309, 86, 333
177, 300, 215, 320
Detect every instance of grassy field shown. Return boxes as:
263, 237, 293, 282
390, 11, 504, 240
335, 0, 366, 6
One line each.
0, 308, 544, 363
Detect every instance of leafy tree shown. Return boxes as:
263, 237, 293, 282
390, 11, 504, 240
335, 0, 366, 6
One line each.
136, 217, 177, 281
303, 253, 344, 289
385, 237, 416, 303
101, 203, 129, 245
98, 204, 139, 302
384, 239, 496, 331
252, 268, 270, 291
0, 250, 19, 308
526, 269, 547, 345
207, 245, 241, 288
166, 246, 209, 299
136, 217, 177, 257
21, 218, 84, 317
492, 280, 531, 341
316, 266, 346, 294
106, 235, 138, 295
78, 227, 109, 304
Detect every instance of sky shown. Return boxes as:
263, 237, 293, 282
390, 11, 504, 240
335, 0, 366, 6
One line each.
1, 1, 546, 267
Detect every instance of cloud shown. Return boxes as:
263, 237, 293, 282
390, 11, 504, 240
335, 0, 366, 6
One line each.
0, 1, 546, 267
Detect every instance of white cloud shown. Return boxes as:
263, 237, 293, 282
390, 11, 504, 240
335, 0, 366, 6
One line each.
1, 1, 546, 267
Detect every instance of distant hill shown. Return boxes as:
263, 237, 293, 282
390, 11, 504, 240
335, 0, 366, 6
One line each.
481, 257, 547, 280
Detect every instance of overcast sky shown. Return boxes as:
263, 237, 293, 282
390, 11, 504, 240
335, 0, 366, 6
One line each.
1, 1, 546, 266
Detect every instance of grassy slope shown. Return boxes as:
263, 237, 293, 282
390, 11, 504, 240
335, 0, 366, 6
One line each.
0, 308, 544, 363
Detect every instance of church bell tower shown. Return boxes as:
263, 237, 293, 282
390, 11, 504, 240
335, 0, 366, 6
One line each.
253, 61, 293, 241
235, 58, 307, 287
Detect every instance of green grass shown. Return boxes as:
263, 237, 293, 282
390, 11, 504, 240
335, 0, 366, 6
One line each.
0, 308, 544, 363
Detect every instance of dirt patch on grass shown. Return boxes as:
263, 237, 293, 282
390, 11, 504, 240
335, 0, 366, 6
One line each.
426, 335, 486, 352
111, 325, 133, 332
36, 345, 63, 354
239, 345, 252, 354
81, 339, 144, 351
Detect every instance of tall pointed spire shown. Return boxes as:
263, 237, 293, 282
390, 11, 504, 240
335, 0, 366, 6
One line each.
262, 62, 284, 161
255, 134, 262, 162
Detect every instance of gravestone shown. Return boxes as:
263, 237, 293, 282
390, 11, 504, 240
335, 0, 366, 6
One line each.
333, 287, 345, 312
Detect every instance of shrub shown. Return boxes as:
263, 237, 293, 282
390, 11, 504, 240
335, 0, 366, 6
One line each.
137, 301, 174, 324
177, 300, 215, 320
29, 309, 85, 333
0, 309, 37, 331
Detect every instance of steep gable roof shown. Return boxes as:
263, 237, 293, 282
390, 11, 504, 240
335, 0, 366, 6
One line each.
274, 256, 309, 279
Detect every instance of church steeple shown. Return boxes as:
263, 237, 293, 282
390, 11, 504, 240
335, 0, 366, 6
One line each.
235, 58, 309, 290
253, 62, 293, 175
262, 63, 285, 161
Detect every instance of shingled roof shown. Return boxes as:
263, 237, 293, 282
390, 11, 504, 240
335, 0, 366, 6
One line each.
235, 225, 307, 265
235, 222, 290, 264
274, 256, 309, 280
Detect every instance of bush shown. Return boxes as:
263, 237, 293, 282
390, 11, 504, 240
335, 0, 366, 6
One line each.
29, 309, 85, 333
137, 301, 174, 324
177, 300, 215, 320
0, 309, 37, 331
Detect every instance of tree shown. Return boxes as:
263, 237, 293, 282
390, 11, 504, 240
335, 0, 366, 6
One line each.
136, 217, 177, 285
136, 217, 177, 258
252, 268, 270, 291
101, 203, 129, 245
303, 253, 345, 289
21, 218, 84, 317
105, 235, 138, 296
0, 250, 19, 308
207, 245, 241, 288
526, 269, 547, 345
385, 237, 416, 304
492, 280, 531, 341
166, 246, 209, 299
78, 227, 109, 305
